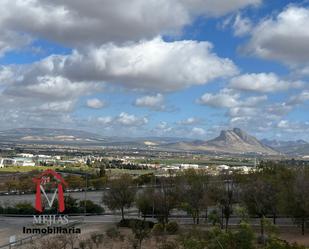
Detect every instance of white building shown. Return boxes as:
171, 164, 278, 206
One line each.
179, 164, 199, 170
217, 165, 230, 171
16, 153, 34, 158
13, 157, 36, 166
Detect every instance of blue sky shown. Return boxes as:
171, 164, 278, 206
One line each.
0, 0, 308, 140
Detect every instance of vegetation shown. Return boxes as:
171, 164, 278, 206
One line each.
0, 196, 103, 215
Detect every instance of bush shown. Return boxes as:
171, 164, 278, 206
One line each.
266, 238, 306, 249
166, 221, 179, 235
152, 223, 165, 236
79, 200, 104, 214
105, 227, 121, 239
15, 202, 35, 214
159, 241, 179, 249
118, 218, 154, 228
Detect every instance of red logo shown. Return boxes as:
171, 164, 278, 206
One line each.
33, 169, 68, 213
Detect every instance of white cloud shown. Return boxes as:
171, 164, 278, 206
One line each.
180, 0, 261, 17
97, 116, 113, 125
0, 30, 31, 57
178, 117, 200, 125
5, 75, 101, 100
134, 93, 165, 110
191, 127, 206, 136
197, 87, 296, 133
0, 66, 14, 85
86, 98, 106, 109
244, 6, 309, 64
230, 73, 303, 92
2, 37, 238, 93
36, 100, 75, 112
63, 37, 238, 91
0, 0, 261, 51
288, 90, 309, 105
116, 112, 148, 126
197, 89, 240, 107
232, 13, 252, 36
276, 120, 309, 133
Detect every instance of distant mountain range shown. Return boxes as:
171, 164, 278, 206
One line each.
0, 128, 105, 145
0, 127, 308, 156
261, 138, 309, 155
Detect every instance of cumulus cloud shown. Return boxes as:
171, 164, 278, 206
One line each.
86, 98, 106, 109
244, 6, 309, 64
2, 37, 238, 93
116, 112, 148, 126
230, 73, 303, 92
180, 0, 261, 17
197, 89, 241, 107
4, 75, 101, 101
134, 93, 165, 110
0, 0, 260, 49
0, 30, 31, 57
64, 38, 238, 91
197, 87, 296, 133
232, 13, 252, 36
288, 90, 309, 105
0, 66, 14, 85
191, 127, 206, 136
223, 13, 253, 36
277, 120, 309, 133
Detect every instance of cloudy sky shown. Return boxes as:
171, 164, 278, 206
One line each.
0, 0, 308, 140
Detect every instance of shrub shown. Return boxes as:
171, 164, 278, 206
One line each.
166, 221, 179, 235
159, 241, 179, 249
79, 200, 104, 214
15, 202, 35, 214
118, 218, 154, 228
90, 233, 104, 247
105, 227, 121, 239
152, 223, 165, 236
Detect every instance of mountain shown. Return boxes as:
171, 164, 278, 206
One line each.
0, 128, 192, 147
0, 128, 105, 145
261, 139, 309, 155
166, 128, 279, 155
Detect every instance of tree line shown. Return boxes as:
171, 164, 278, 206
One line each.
103, 162, 309, 237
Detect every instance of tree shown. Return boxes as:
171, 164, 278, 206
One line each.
152, 176, 177, 226
258, 162, 292, 225
102, 174, 136, 220
284, 167, 309, 235
241, 173, 272, 238
210, 172, 237, 231
130, 220, 151, 249
176, 169, 210, 224
136, 189, 154, 220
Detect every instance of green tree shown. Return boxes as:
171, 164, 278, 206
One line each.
284, 167, 309, 235
210, 172, 237, 231
176, 169, 210, 224
136, 189, 154, 220
102, 174, 136, 220
130, 220, 151, 249
241, 173, 272, 238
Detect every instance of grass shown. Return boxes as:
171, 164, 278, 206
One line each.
0, 165, 93, 174
0, 166, 56, 173
108, 168, 156, 175
132, 158, 255, 166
